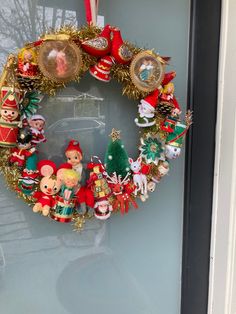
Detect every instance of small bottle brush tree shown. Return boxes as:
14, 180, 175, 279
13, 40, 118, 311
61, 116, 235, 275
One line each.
105, 128, 130, 179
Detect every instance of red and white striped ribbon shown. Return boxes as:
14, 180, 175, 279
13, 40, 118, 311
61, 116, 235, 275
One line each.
84, 0, 99, 25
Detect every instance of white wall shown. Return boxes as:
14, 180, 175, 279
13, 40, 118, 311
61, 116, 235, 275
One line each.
208, 0, 236, 313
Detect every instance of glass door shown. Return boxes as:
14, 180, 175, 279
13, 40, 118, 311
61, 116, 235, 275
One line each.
0, 1, 190, 313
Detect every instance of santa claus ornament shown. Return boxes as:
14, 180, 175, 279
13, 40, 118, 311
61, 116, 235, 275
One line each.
135, 89, 159, 127
0, 22, 192, 231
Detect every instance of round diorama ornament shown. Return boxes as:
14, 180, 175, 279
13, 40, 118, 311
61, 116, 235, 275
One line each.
130, 50, 165, 92
38, 40, 82, 83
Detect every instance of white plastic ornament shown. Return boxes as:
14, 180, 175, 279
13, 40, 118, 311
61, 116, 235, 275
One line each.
165, 145, 181, 159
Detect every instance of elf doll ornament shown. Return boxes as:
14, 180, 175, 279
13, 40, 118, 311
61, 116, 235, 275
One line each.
28, 114, 46, 146
18, 153, 39, 195
134, 89, 159, 127
65, 140, 83, 179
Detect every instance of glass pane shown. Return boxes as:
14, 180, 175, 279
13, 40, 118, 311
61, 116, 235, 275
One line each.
0, 1, 190, 313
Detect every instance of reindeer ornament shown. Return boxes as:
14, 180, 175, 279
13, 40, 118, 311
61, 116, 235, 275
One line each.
128, 156, 148, 201
106, 172, 138, 214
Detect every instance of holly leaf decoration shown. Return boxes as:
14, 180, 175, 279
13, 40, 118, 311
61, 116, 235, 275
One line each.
20, 91, 42, 119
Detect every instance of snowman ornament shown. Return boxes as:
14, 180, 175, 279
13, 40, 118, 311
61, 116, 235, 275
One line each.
165, 145, 181, 159
165, 122, 188, 160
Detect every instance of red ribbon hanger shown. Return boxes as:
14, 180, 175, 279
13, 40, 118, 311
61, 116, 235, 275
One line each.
84, 0, 99, 25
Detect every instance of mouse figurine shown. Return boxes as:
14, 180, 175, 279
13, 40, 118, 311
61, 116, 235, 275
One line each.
32, 160, 61, 216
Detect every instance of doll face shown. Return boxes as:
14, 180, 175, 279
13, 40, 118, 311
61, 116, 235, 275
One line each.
40, 177, 61, 196
165, 145, 181, 159
98, 203, 109, 213
139, 103, 154, 115
66, 150, 82, 167
24, 51, 32, 61
18, 142, 31, 150
29, 119, 45, 131
165, 83, 174, 94
1, 108, 18, 122
64, 177, 78, 188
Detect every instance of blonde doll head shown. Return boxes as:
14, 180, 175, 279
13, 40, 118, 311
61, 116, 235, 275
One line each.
63, 169, 80, 188
162, 82, 175, 94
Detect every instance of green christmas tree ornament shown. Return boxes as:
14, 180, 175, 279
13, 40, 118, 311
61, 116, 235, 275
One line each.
105, 129, 130, 179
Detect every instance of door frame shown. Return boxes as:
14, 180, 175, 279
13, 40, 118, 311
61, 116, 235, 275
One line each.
207, 0, 236, 313
181, 0, 221, 313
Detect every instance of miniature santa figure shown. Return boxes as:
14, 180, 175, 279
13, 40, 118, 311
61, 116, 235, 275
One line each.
65, 140, 83, 179
134, 90, 159, 127
28, 114, 46, 145
87, 159, 113, 220
94, 198, 113, 220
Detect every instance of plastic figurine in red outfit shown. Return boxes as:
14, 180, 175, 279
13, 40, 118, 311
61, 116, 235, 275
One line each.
9, 127, 36, 169
28, 114, 46, 146
18, 47, 38, 78
65, 140, 83, 179
33, 160, 61, 216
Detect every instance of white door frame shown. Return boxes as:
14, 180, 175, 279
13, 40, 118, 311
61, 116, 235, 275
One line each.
208, 0, 236, 313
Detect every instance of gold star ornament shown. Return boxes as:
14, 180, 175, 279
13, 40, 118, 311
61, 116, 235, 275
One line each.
109, 128, 121, 142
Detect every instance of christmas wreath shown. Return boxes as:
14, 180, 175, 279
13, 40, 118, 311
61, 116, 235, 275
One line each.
0, 24, 192, 230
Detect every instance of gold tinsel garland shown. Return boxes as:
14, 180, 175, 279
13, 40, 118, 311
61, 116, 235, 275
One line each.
13, 25, 150, 99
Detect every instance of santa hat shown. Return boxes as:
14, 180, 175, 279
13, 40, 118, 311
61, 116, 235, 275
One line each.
65, 140, 83, 157
29, 114, 45, 122
57, 162, 72, 171
1, 86, 22, 110
162, 71, 176, 86
140, 89, 159, 109
89, 55, 115, 82
95, 198, 112, 207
